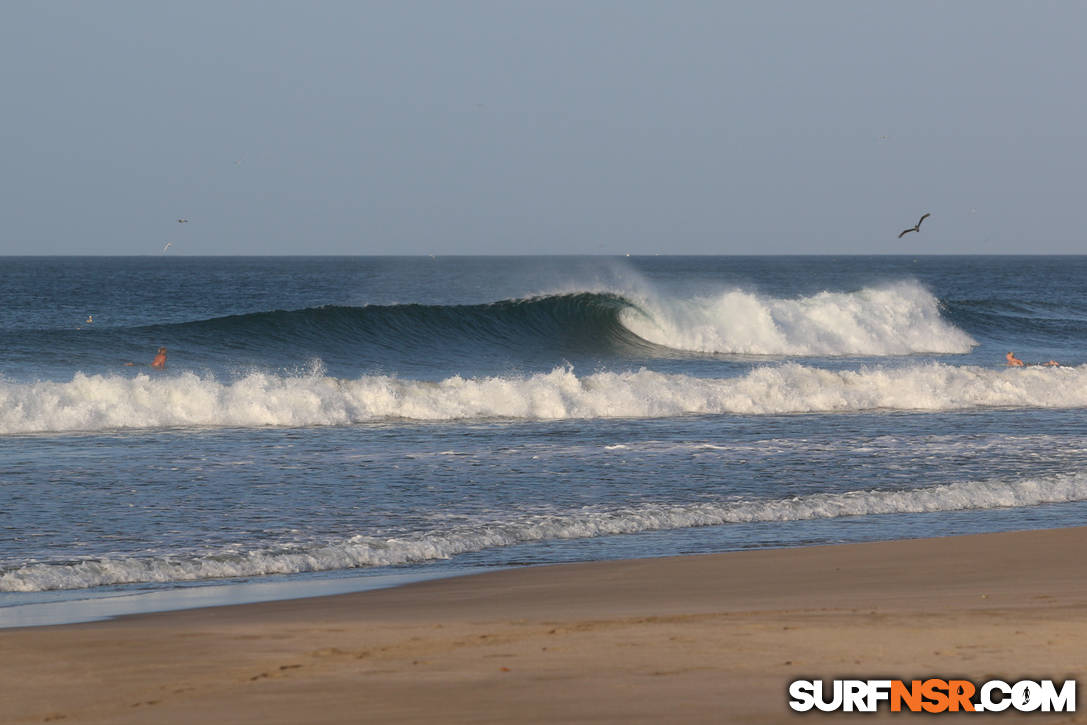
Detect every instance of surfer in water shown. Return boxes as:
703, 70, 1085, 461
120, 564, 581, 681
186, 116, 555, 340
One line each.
124, 347, 168, 368
1006, 352, 1060, 367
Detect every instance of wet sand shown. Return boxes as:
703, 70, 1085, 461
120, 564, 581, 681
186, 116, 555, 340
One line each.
4, 527, 1087, 724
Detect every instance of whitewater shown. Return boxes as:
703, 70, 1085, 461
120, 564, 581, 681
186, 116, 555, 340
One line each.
4, 256, 1087, 621
5, 471, 1085, 593
1, 362, 1082, 434
619, 280, 975, 355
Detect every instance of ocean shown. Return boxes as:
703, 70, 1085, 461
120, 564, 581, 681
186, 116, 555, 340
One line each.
3, 255, 1086, 626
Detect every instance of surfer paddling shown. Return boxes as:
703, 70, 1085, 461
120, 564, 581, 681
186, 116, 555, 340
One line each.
1006, 351, 1059, 367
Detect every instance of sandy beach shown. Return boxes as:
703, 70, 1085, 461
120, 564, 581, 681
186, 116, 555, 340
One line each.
4, 527, 1086, 724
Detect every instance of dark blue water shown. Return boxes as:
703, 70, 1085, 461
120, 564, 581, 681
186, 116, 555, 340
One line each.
3, 256, 1087, 620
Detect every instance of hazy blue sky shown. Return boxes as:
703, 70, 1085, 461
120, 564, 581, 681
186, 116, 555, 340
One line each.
2, 1, 1085, 255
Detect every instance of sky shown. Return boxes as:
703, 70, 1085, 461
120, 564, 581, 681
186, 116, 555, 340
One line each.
2, 1, 1085, 255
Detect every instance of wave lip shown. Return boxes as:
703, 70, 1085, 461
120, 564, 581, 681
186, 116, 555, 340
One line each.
621, 281, 976, 355
4, 473, 1085, 592
2, 362, 1086, 434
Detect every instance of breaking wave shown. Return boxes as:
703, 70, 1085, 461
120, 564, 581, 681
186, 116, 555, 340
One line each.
0, 362, 1083, 434
620, 281, 975, 355
23, 281, 970, 365
4, 472, 1085, 592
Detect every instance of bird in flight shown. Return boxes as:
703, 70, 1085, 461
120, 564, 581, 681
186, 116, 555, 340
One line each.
177, 218, 189, 223
898, 213, 930, 238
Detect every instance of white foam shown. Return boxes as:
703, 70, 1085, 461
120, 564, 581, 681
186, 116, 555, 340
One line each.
620, 281, 975, 355
5, 472, 1086, 592
2, 363, 1085, 434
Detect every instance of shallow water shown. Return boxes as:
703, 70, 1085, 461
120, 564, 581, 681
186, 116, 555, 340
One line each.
3, 256, 1085, 623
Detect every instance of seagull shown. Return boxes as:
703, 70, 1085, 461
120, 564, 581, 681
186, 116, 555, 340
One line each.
177, 218, 188, 223
162, 242, 172, 255
898, 213, 930, 239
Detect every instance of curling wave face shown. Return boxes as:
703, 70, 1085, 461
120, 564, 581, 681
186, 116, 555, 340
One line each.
12, 282, 969, 376
4, 472, 1085, 592
0, 362, 1082, 434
